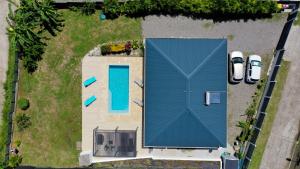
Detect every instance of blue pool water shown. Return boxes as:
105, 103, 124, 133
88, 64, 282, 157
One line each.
109, 65, 129, 113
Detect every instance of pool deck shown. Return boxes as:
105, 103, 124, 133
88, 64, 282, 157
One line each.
82, 54, 233, 164
82, 54, 144, 153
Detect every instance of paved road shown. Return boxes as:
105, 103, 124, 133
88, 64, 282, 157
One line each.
259, 26, 300, 169
142, 15, 286, 144
0, 0, 9, 123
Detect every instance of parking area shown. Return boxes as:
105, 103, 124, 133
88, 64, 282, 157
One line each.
142, 14, 287, 145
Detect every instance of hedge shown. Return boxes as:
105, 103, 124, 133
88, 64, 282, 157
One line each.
103, 0, 278, 19
0, 36, 17, 163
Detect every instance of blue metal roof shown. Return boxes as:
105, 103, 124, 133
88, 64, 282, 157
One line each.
144, 38, 227, 148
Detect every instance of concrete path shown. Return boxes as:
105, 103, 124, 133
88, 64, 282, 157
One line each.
259, 26, 300, 169
0, 0, 9, 123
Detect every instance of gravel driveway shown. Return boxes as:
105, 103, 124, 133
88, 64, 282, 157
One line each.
0, 0, 9, 124
142, 14, 287, 144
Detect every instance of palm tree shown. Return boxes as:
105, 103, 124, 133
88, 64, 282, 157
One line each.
33, 0, 64, 36
6, 0, 63, 72
236, 120, 249, 129
7, 2, 42, 50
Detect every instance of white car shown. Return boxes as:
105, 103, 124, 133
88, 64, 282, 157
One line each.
246, 55, 262, 83
230, 51, 244, 83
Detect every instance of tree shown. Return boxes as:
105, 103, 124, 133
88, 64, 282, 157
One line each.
7, 0, 64, 72
18, 0, 63, 36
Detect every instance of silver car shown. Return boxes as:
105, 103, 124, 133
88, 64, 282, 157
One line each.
246, 55, 262, 83
230, 51, 244, 83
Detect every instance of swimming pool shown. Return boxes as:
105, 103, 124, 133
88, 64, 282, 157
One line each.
109, 65, 129, 113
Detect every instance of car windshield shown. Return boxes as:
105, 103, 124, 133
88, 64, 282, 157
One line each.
251, 60, 261, 67
233, 57, 243, 64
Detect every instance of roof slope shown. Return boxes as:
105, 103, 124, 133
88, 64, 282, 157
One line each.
144, 38, 227, 148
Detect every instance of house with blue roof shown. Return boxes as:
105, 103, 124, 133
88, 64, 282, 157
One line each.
81, 38, 229, 166
144, 38, 227, 148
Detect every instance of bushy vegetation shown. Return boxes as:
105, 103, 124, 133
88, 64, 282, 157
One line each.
16, 114, 31, 131
17, 98, 30, 110
101, 41, 142, 55
0, 37, 17, 164
236, 79, 265, 144
103, 0, 278, 19
7, 154, 23, 169
81, 0, 96, 15
7, 0, 63, 73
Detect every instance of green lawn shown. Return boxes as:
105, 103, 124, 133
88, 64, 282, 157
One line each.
248, 60, 290, 169
13, 10, 141, 167
294, 13, 300, 26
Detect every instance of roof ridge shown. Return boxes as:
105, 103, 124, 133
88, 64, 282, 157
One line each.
147, 40, 188, 78
187, 39, 226, 79
188, 107, 224, 145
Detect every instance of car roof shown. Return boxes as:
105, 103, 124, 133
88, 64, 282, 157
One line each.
231, 51, 243, 58
251, 66, 261, 80
233, 63, 243, 79
249, 55, 261, 62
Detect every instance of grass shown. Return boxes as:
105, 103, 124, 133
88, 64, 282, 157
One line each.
12, 10, 141, 167
0, 36, 17, 163
293, 13, 300, 26
93, 159, 220, 168
227, 34, 234, 41
248, 60, 290, 169
266, 13, 288, 23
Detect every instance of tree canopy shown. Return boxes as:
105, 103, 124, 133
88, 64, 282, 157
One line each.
7, 0, 63, 72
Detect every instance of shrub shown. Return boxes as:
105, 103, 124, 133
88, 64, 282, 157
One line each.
8, 154, 22, 168
103, 0, 120, 18
110, 43, 126, 53
15, 140, 21, 147
234, 151, 244, 159
132, 40, 139, 50
16, 113, 31, 131
18, 98, 30, 110
257, 83, 262, 89
246, 107, 256, 117
139, 41, 144, 49
81, 0, 96, 15
101, 45, 111, 55
125, 41, 132, 55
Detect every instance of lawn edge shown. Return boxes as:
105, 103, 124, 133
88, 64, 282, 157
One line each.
248, 60, 291, 169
